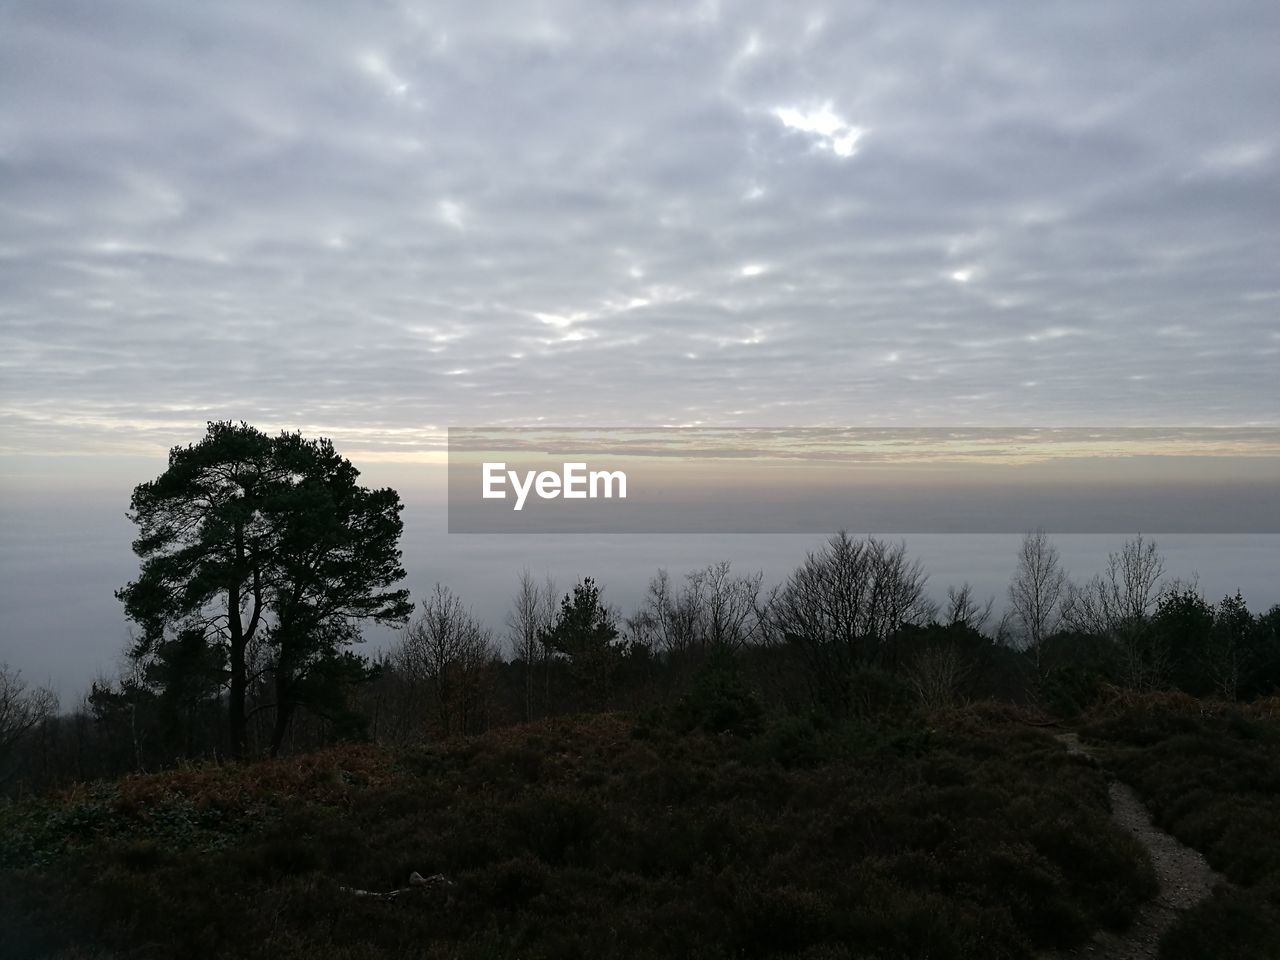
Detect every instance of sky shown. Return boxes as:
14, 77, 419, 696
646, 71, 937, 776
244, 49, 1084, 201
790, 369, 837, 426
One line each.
1, 1, 1278, 697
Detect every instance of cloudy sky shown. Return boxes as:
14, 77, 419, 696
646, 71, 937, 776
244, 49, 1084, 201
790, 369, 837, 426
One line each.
3, 0, 1278, 456
1, 1, 1278, 694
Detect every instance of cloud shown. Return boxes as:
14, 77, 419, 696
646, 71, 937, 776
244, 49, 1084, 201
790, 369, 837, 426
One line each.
772, 104, 865, 157
1, 0, 1278, 459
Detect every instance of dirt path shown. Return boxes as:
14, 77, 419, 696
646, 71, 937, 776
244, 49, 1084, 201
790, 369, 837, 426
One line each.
1041, 733, 1224, 960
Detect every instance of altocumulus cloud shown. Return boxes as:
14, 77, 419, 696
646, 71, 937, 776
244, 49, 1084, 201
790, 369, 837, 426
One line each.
1, 0, 1278, 457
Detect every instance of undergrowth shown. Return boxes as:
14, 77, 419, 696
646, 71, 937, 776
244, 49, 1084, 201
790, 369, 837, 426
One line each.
0, 707, 1157, 960
1083, 694, 1280, 958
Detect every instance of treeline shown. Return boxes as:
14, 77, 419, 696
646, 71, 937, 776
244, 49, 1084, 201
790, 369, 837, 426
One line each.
3, 529, 1277, 798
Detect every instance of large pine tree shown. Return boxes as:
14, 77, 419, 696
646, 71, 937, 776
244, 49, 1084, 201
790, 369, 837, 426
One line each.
117, 421, 411, 758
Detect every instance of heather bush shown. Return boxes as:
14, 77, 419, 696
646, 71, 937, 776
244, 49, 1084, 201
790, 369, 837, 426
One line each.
1083, 698, 1280, 957
1, 710, 1157, 960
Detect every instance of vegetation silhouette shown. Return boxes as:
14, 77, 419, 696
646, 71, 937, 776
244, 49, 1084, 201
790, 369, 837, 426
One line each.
115, 421, 411, 759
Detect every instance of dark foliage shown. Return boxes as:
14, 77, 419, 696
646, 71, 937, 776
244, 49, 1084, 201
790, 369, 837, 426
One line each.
1083, 696, 1280, 957
0, 709, 1156, 960
116, 421, 411, 760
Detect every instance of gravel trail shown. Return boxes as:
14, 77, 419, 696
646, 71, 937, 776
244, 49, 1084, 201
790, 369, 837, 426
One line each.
1041, 732, 1225, 960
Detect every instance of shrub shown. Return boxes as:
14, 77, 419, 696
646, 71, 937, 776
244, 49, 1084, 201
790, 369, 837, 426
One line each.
757, 715, 824, 768
1083, 700, 1280, 957
845, 667, 914, 722
1159, 885, 1280, 960
0, 709, 1158, 960
667, 661, 765, 738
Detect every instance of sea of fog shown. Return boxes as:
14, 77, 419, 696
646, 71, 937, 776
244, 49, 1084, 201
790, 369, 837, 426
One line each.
2, 456, 1277, 702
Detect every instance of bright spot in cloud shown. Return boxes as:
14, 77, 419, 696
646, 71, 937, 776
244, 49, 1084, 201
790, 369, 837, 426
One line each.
773, 104, 865, 158
728, 31, 761, 71
533, 311, 577, 328
358, 51, 410, 99
1201, 141, 1271, 171
739, 263, 767, 277
438, 199, 465, 229
949, 268, 974, 284
1026, 326, 1082, 343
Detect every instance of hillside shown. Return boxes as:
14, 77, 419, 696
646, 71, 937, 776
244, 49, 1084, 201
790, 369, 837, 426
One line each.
1, 706, 1167, 960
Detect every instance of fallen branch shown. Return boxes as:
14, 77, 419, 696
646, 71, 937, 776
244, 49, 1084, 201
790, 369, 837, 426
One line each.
339, 871, 454, 903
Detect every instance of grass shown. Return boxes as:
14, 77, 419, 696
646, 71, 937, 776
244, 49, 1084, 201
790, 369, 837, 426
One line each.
1, 706, 1157, 960
1082, 692, 1280, 958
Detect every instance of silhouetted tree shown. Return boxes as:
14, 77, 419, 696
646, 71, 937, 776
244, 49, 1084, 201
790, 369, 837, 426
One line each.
509, 570, 553, 721
1208, 592, 1252, 701
643, 561, 766, 665
0, 665, 57, 786
1153, 586, 1215, 695
545, 578, 620, 709
142, 627, 225, 758
260, 432, 412, 754
1066, 535, 1168, 689
87, 666, 155, 774
770, 532, 932, 716
1244, 605, 1280, 698
944, 583, 995, 634
1007, 530, 1068, 679
117, 421, 410, 758
397, 584, 498, 735
642, 568, 700, 658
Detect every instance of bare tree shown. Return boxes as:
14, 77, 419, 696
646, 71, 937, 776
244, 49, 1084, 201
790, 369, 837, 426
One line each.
1007, 530, 1068, 677
453, 623, 502, 734
539, 574, 558, 709
770, 532, 932, 714
645, 562, 765, 661
904, 643, 970, 710
641, 569, 697, 657
1067, 535, 1167, 634
1065, 535, 1169, 688
622, 608, 658, 650
508, 569, 546, 721
945, 583, 995, 634
690, 561, 766, 654
397, 585, 498, 736
1, 664, 58, 784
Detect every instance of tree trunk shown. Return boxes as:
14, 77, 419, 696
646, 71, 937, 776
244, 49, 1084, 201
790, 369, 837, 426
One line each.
228, 620, 247, 759
270, 700, 295, 757
524, 662, 533, 723
226, 519, 257, 760
227, 524, 248, 760
268, 651, 296, 757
